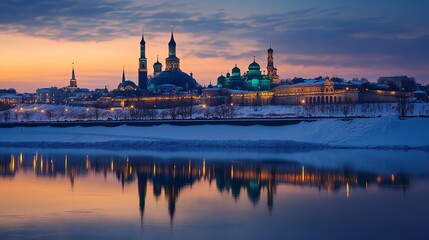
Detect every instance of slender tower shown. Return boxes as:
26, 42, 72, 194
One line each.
138, 29, 148, 90
266, 46, 279, 85
165, 27, 180, 71
69, 63, 78, 88
122, 66, 126, 83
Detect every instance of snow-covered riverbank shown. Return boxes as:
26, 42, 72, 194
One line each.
1, 102, 428, 122
1, 116, 428, 149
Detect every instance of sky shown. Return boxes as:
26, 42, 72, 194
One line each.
0, 0, 428, 92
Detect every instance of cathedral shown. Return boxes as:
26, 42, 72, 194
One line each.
115, 29, 200, 94
216, 47, 280, 91
147, 30, 199, 93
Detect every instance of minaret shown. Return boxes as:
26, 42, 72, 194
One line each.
266, 46, 280, 85
138, 29, 148, 90
165, 27, 180, 71
122, 66, 126, 83
69, 63, 77, 88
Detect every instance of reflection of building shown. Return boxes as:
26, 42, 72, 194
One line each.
0, 152, 413, 223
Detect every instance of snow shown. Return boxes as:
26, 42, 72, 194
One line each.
0, 116, 428, 149
1, 102, 428, 122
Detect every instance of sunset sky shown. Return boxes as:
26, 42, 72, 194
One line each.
0, 0, 428, 93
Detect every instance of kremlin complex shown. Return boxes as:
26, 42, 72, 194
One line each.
2, 28, 422, 110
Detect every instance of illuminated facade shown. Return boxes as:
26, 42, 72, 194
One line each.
217, 47, 280, 91
274, 77, 358, 105
217, 57, 271, 91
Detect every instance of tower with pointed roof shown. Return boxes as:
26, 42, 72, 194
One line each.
267, 46, 280, 85
138, 29, 148, 90
69, 63, 78, 88
165, 28, 180, 71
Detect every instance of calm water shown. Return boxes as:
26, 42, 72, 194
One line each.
1, 148, 428, 240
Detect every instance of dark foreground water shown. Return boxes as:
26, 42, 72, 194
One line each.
0, 148, 428, 240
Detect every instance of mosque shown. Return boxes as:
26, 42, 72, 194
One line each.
116, 29, 200, 94
216, 47, 280, 91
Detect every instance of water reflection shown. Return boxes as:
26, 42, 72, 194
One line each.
0, 151, 414, 212
1, 149, 428, 239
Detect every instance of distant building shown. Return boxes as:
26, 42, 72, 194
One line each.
378, 76, 416, 91
35, 87, 67, 104
217, 57, 271, 91
217, 47, 281, 91
274, 77, 357, 105
65, 63, 78, 92
117, 67, 139, 92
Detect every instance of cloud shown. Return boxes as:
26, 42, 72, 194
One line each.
1, 0, 428, 81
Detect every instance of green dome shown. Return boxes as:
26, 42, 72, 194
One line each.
249, 60, 260, 70
232, 65, 240, 74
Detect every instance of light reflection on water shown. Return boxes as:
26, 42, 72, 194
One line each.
0, 148, 428, 240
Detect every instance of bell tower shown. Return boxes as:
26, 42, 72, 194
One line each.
165, 27, 180, 71
266, 46, 280, 85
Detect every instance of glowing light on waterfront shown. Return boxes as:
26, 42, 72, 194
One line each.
346, 182, 350, 198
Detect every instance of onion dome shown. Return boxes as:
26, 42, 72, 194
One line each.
217, 74, 226, 86
268, 46, 273, 53
232, 64, 240, 75
248, 57, 260, 70
153, 56, 162, 68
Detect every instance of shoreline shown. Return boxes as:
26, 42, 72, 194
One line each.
1, 116, 428, 150
0, 139, 428, 151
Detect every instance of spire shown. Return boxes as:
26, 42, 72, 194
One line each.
253, 56, 256, 62
71, 62, 76, 80
140, 27, 145, 45
156, 55, 159, 62
169, 25, 176, 47
122, 66, 125, 83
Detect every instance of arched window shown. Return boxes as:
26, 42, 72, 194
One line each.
317, 96, 320, 103
330, 96, 333, 103
326, 96, 329, 103
330, 87, 334, 92
313, 97, 316, 104
334, 96, 337, 103
325, 87, 329, 92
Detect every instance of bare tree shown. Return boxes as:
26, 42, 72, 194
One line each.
342, 103, 351, 118
398, 96, 414, 118
2, 110, 11, 122
24, 111, 31, 122
46, 110, 54, 121
95, 108, 100, 121
169, 107, 178, 120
